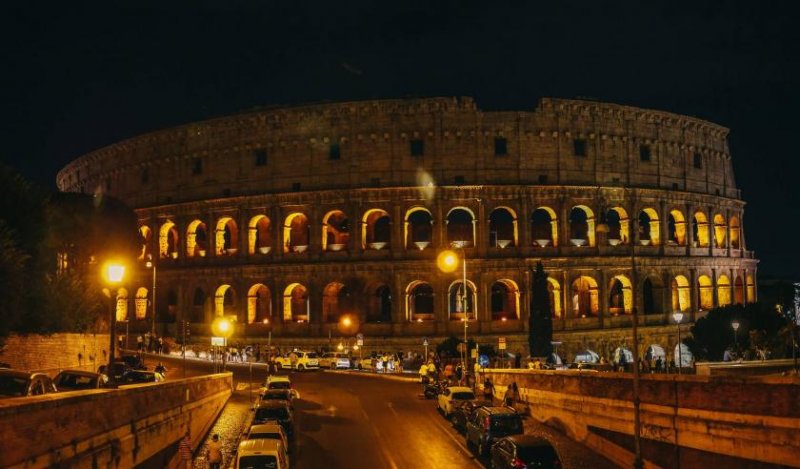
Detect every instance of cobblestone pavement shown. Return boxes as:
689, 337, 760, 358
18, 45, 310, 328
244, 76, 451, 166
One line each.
192, 384, 255, 469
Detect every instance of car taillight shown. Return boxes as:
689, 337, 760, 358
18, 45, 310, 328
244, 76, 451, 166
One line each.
511, 457, 527, 468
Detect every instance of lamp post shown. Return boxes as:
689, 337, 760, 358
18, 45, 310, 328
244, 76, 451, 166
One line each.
732, 320, 740, 350
672, 311, 684, 374
103, 262, 126, 373
212, 316, 234, 372
437, 243, 470, 381
597, 195, 642, 469
146, 254, 157, 336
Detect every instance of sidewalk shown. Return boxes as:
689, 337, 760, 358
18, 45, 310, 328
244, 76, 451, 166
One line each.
192, 387, 253, 469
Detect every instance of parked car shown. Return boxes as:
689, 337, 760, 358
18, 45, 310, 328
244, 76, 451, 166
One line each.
119, 370, 163, 384
273, 351, 319, 371
253, 401, 294, 438
465, 406, 524, 456
259, 389, 296, 409
450, 400, 479, 433
437, 386, 477, 417
0, 370, 57, 398
54, 370, 107, 391
490, 435, 561, 468
235, 438, 288, 469
247, 423, 289, 453
319, 352, 351, 370
264, 375, 292, 391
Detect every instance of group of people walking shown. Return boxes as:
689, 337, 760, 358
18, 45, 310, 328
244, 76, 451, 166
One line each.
134, 332, 164, 353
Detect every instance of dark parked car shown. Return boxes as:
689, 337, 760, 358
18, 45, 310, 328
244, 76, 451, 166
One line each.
465, 406, 524, 456
0, 370, 57, 398
119, 370, 163, 384
490, 435, 561, 468
259, 389, 296, 409
253, 401, 294, 438
54, 370, 107, 391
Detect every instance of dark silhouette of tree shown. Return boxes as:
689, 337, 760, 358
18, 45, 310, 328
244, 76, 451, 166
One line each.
529, 262, 553, 358
689, 302, 790, 361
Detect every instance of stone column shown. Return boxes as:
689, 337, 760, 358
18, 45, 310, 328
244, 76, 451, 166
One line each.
392, 203, 404, 252
519, 196, 531, 252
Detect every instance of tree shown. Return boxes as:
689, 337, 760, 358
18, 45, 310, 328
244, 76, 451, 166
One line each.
689, 302, 790, 361
529, 262, 553, 358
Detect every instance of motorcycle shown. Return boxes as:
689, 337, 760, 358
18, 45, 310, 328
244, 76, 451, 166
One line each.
423, 379, 446, 399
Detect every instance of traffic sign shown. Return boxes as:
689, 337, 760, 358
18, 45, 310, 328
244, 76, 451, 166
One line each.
357, 338, 364, 346
498, 337, 507, 350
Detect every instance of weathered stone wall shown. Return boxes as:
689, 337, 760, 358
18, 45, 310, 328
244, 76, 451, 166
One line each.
483, 369, 800, 468
0, 373, 232, 468
0, 333, 110, 373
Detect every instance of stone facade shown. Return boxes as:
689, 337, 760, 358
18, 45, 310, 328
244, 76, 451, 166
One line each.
0, 333, 109, 373
56, 97, 757, 359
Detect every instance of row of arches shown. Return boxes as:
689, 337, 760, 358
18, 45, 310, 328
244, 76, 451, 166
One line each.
115, 272, 754, 324
138, 206, 742, 260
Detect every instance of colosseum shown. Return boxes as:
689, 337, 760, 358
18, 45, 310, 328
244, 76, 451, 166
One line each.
56, 97, 757, 361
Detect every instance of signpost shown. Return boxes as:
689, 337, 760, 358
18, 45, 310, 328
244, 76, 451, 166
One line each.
498, 337, 506, 350
423, 337, 429, 361
356, 333, 364, 347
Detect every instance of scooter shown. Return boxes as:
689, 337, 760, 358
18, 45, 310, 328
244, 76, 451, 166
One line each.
423, 379, 446, 399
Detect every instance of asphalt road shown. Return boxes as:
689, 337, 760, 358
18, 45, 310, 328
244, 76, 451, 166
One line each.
146, 355, 611, 469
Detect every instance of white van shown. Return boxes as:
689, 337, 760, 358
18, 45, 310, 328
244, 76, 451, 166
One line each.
236, 438, 288, 469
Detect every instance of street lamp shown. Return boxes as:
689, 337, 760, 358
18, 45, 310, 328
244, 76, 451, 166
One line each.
103, 261, 126, 373
437, 242, 470, 384
672, 311, 684, 374
145, 254, 157, 336
212, 316, 234, 372
732, 320, 740, 350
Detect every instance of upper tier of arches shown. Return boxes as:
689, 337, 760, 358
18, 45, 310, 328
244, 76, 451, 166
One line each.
56, 97, 737, 210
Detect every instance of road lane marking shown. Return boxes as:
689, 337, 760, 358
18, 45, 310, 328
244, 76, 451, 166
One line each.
387, 401, 399, 417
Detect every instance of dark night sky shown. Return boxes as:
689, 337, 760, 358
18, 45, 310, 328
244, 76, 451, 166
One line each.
1, 1, 798, 277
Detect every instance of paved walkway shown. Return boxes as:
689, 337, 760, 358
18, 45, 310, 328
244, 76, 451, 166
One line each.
192, 386, 253, 469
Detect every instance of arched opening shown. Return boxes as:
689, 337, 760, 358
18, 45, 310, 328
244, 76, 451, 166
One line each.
215, 217, 239, 255
191, 288, 205, 323
713, 214, 727, 248
186, 219, 208, 257
671, 275, 691, 312
605, 207, 629, 245
613, 347, 634, 366
531, 207, 558, 247
693, 211, 710, 247
214, 285, 236, 317
283, 213, 310, 253
490, 279, 520, 320
569, 206, 595, 246
116, 288, 129, 321
668, 210, 687, 245
282, 283, 309, 322
247, 284, 272, 324
448, 280, 477, 320
734, 275, 745, 305
547, 278, 562, 318
138, 226, 152, 260
645, 344, 666, 362
638, 208, 660, 246
717, 274, 732, 306
405, 207, 433, 250
571, 276, 599, 317
159, 221, 180, 259
729, 216, 741, 249
488, 207, 517, 248
608, 275, 632, 315
746, 274, 756, 302
248, 215, 273, 255
322, 282, 353, 323
446, 207, 475, 247
406, 281, 434, 321
674, 343, 694, 368
362, 209, 391, 250
135, 287, 148, 320
698, 275, 713, 310
366, 284, 392, 323
322, 210, 350, 252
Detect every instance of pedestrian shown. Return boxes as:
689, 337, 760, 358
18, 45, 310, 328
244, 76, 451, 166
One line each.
504, 384, 515, 407
514, 350, 522, 369
178, 430, 193, 468
382, 354, 389, 373
118, 335, 124, 351
419, 362, 429, 383
289, 350, 298, 371
483, 378, 494, 404
137, 335, 144, 352
444, 362, 454, 383
158, 337, 164, 354
455, 362, 463, 383
206, 433, 223, 469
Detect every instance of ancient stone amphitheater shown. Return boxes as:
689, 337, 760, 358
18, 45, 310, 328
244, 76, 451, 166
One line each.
57, 97, 757, 360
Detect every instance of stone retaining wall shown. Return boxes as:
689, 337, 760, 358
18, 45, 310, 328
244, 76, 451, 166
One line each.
0, 333, 109, 373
